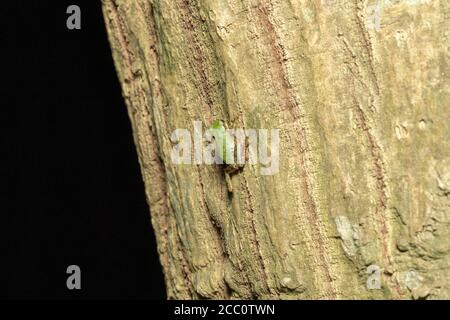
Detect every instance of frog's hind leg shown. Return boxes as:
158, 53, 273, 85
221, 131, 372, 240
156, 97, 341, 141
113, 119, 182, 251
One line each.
224, 165, 242, 194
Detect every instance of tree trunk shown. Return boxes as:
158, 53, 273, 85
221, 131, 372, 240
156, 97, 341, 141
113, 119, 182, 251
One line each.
101, 0, 450, 299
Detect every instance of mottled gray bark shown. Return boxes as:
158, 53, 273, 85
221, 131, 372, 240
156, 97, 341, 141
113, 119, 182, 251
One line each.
102, 0, 450, 299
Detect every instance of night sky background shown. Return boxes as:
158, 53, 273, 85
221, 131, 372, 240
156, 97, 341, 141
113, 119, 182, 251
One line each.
0, 1, 166, 299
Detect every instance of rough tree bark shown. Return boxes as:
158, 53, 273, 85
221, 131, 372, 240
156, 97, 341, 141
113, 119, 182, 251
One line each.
102, 0, 450, 299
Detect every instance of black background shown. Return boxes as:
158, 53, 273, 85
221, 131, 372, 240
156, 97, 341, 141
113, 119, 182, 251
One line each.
1, 1, 166, 299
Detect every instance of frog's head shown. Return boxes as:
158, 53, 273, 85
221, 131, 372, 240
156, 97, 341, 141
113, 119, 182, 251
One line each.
210, 119, 224, 129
